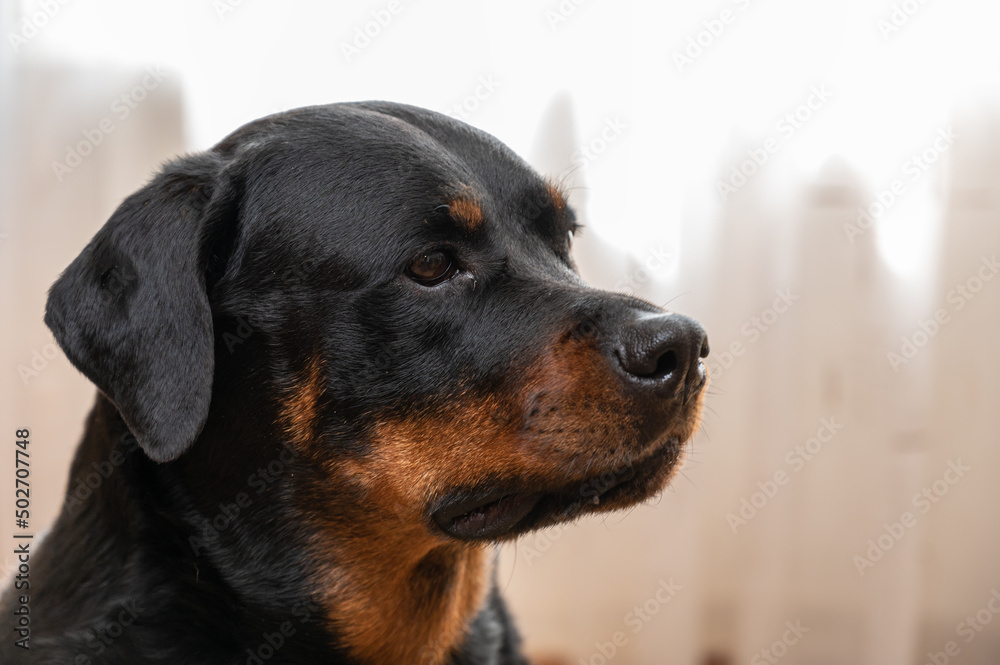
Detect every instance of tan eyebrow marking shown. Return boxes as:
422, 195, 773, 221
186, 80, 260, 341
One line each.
546, 181, 568, 213
446, 185, 484, 230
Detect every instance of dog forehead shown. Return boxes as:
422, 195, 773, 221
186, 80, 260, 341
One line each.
217, 103, 569, 282
221, 103, 546, 211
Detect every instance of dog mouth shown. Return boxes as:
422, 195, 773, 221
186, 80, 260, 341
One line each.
430, 436, 683, 541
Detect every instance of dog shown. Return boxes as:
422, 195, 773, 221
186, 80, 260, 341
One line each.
2, 102, 709, 664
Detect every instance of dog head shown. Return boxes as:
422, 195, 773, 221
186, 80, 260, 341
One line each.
47, 101, 709, 662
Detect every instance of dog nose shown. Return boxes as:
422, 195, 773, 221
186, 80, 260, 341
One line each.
615, 312, 709, 391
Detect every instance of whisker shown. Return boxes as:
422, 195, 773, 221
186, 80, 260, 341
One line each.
657, 291, 692, 309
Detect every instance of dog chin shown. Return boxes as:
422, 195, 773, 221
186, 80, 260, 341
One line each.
429, 434, 686, 542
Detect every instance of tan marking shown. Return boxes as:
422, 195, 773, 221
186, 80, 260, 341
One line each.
317, 528, 487, 665
279, 355, 325, 448
447, 186, 484, 230
546, 181, 567, 213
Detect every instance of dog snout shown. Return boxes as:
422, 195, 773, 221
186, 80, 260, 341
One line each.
614, 312, 709, 394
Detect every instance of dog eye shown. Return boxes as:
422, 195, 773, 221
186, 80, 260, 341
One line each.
407, 249, 458, 286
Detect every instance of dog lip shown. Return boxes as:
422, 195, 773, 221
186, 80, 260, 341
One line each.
431, 436, 684, 542
432, 490, 543, 541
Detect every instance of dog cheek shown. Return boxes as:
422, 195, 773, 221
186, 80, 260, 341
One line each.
278, 354, 326, 451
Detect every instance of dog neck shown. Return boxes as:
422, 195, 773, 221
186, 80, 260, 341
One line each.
306, 493, 492, 664
47, 394, 508, 663
257, 350, 499, 663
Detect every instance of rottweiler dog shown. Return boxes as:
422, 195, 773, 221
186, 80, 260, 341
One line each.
2, 102, 708, 664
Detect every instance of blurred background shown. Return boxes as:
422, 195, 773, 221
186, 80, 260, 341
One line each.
2, 1, 999, 663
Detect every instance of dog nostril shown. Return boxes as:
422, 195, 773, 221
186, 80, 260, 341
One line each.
616, 344, 681, 380
699, 337, 710, 359
653, 349, 678, 378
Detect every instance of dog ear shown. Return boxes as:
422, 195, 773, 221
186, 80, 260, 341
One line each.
45, 153, 241, 463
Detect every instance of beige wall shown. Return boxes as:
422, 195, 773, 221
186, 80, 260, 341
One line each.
500, 103, 1000, 665
3, 63, 1000, 665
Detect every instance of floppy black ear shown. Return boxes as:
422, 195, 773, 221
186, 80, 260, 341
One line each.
46, 153, 238, 463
